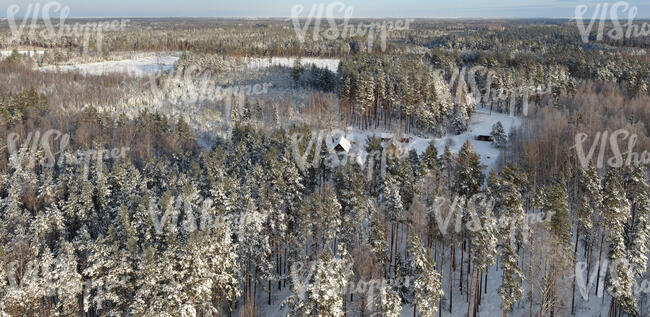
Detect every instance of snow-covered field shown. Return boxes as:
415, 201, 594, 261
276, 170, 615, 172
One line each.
35, 53, 339, 77
240, 56, 340, 73
38, 53, 180, 77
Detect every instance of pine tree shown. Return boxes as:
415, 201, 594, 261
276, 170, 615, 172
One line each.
335, 163, 369, 249
420, 140, 440, 176
544, 180, 572, 248
369, 205, 389, 270
489, 168, 525, 317
382, 174, 404, 224
490, 166, 527, 245
455, 140, 484, 199
467, 193, 498, 315
237, 186, 272, 311
491, 121, 507, 148
378, 283, 402, 317
292, 57, 304, 87
307, 249, 349, 316
54, 240, 83, 316
440, 145, 456, 192
628, 165, 650, 277
498, 241, 524, 317
409, 234, 443, 317
576, 162, 602, 254
602, 168, 636, 314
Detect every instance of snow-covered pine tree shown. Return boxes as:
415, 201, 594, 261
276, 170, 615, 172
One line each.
237, 186, 272, 312
576, 162, 602, 254
408, 233, 443, 317
602, 168, 636, 314
467, 193, 498, 315
378, 283, 402, 317
369, 204, 389, 273
627, 165, 650, 277
382, 174, 405, 224
54, 240, 83, 316
306, 249, 350, 316
491, 121, 507, 148
455, 140, 484, 199
440, 145, 456, 193
490, 167, 525, 317
544, 180, 572, 249
335, 162, 369, 250
420, 140, 440, 176
498, 241, 524, 317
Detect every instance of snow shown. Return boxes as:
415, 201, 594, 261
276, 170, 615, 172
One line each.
38, 53, 180, 77
1, 49, 45, 57
240, 56, 340, 73
35, 53, 338, 78
332, 135, 352, 152
339, 107, 522, 172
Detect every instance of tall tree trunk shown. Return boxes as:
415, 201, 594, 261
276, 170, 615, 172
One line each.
571, 226, 580, 315
466, 245, 471, 299
460, 238, 465, 294
389, 223, 395, 274
450, 245, 454, 313
467, 265, 476, 317
595, 230, 605, 297
394, 223, 400, 276
474, 270, 480, 317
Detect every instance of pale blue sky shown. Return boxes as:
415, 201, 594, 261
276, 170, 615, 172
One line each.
1, 0, 649, 18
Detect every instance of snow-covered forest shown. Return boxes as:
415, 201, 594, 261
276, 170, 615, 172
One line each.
0, 13, 649, 317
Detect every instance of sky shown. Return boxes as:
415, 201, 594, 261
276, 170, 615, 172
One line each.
1, 0, 649, 19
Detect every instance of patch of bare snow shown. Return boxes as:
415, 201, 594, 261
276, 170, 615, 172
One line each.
1, 49, 45, 57
38, 53, 180, 77
240, 56, 340, 73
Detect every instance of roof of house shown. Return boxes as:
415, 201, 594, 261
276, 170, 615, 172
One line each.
332, 135, 351, 152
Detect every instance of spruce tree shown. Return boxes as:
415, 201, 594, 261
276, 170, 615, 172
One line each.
491, 121, 507, 148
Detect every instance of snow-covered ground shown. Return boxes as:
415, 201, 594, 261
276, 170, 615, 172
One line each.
38, 53, 179, 77
339, 107, 521, 172
0, 49, 45, 57
240, 56, 340, 73
35, 53, 339, 77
